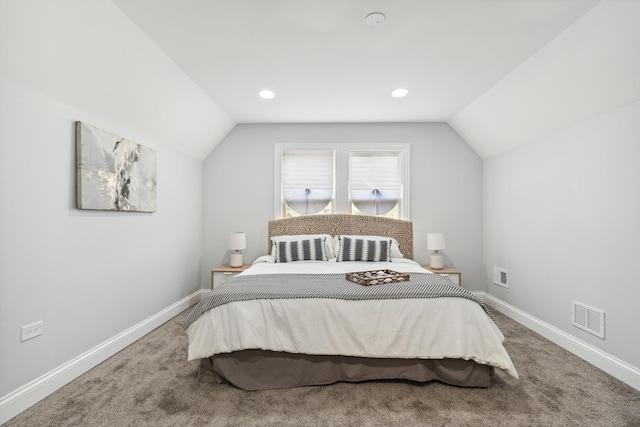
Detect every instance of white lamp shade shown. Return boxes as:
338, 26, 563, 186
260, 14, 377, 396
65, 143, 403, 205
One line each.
228, 232, 246, 250
427, 233, 446, 250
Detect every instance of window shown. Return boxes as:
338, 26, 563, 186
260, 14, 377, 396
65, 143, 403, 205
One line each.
281, 149, 335, 217
275, 144, 409, 219
349, 151, 403, 217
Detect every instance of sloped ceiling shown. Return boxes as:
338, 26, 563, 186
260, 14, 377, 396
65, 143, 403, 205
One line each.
112, 0, 639, 158
2, 1, 639, 160
0, 0, 235, 161
450, 0, 640, 158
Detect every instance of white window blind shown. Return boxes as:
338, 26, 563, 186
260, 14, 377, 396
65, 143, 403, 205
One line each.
281, 150, 334, 215
349, 152, 402, 216
275, 143, 409, 219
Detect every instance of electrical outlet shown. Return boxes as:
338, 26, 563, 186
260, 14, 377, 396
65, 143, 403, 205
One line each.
21, 321, 43, 342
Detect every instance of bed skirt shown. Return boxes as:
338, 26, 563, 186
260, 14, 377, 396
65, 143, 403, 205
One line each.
198, 350, 493, 390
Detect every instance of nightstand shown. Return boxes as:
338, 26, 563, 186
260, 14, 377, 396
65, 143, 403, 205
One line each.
423, 266, 462, 286
211, 265, 250, 289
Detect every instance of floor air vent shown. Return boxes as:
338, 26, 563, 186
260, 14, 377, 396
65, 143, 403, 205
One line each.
493, 267, 508, 288
572, 301, 605, 339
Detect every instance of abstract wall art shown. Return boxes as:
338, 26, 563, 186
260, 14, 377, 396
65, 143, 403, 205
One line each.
76, 122, 157, 212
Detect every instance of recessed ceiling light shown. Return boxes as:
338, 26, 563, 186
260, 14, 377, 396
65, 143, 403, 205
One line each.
365, 12, 386, 25
391, 88, 408, 98
259, 90, 275, 99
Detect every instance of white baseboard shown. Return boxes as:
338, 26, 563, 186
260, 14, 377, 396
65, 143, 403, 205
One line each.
0, 290, 205, 425
474, 291, 640, 392
3, 290, 638, 424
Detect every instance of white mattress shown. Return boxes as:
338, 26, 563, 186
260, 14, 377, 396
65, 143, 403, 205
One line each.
186, 259, 518, 379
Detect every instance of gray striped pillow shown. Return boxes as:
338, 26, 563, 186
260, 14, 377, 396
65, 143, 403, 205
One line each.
337, 236, 391, 262
275, 237, 328, 263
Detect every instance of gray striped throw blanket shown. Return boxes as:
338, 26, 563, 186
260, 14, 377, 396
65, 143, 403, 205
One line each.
183, 272, 492, 329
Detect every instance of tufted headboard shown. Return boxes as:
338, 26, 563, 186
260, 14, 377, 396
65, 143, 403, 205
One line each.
268, 214, 413, 260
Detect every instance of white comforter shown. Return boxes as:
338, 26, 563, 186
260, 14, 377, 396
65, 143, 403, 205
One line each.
186, 259, 518, 379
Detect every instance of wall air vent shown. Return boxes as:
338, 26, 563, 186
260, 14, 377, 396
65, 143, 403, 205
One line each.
493, 267, 508, 288
572, 301, 605, 339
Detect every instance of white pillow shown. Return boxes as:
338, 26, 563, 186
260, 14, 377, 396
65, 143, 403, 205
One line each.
252, 255, 275, 264
333, 235, 404, 259
270, 234, 335, 260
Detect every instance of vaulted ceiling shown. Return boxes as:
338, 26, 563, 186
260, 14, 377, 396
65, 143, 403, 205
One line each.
2, 1, 638, 160
113, 0, 597, 125
112, 0, 639, 158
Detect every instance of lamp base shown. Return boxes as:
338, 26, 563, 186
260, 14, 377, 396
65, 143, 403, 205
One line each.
429, 254, 444, 270
230, 253, 243, 268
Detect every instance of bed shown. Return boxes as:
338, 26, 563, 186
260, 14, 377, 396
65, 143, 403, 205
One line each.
184, 214, 518, 390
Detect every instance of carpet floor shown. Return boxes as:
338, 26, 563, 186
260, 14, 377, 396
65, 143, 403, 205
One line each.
4, 308, 640, 426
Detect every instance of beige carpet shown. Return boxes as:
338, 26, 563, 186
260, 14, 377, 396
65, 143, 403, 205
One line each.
4, 308, 640, 426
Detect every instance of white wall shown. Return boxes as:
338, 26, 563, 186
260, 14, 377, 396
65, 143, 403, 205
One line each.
0, 76, 203, 397
0, 0, 220, 403
484, 101, 640, 369
201, 123, 483, 289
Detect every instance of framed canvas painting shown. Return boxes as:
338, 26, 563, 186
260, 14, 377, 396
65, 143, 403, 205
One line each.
76, 122, 157, 212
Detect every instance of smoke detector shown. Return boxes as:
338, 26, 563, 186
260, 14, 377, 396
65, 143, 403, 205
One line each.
365, 12, 386, 25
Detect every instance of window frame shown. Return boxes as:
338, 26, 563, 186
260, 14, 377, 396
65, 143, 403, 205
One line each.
274, 143, 410, 219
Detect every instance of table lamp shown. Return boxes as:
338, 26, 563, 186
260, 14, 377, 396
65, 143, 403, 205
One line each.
228, 232, 246, 267
427, 233, 446, 270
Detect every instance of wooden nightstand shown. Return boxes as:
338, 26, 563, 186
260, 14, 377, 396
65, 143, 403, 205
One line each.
211, 265, 250, 289
423, 266, 462, 286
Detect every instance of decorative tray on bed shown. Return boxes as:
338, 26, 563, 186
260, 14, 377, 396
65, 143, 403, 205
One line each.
346, 270, 409, 286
